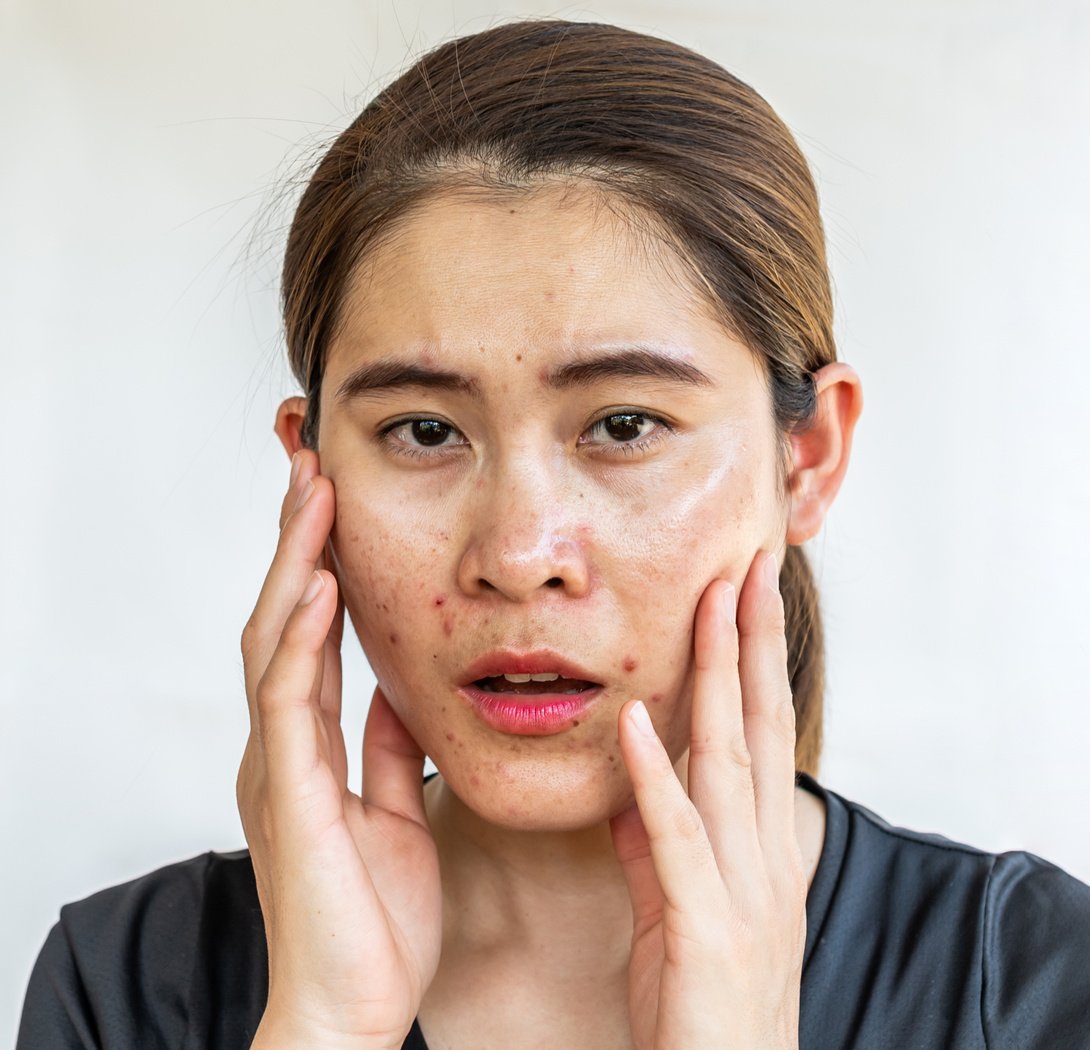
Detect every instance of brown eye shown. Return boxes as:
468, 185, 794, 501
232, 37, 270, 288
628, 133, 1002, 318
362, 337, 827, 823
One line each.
412, 419, 453, 446
602, 413, 646, 442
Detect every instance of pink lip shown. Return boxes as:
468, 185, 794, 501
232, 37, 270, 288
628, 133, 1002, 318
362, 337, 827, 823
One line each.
459, 650, 603, 737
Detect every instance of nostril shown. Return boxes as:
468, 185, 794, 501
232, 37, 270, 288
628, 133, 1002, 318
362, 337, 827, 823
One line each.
545, 577, 563, 588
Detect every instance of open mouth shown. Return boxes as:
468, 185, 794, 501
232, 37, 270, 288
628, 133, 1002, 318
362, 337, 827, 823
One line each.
473, 673, 599, 696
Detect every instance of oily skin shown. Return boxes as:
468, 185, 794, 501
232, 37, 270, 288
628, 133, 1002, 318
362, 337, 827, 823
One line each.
313, 184, 788, 835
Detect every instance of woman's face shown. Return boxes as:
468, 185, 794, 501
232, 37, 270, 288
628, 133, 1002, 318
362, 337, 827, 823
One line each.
318, 183, 787, 831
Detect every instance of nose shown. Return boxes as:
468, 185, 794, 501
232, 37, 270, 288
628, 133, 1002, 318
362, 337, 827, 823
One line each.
455, 465, 592, 602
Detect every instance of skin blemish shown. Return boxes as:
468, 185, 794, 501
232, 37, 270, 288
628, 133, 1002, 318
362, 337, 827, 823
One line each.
443, 615, 454, 637
470, 774, 481, 787
623, 656, 637, 673
515, 353, 523, 362
433, 595, 446, 607
650, 693, 663, 704
571, 719, 580, 727
544, 290, 555, 302
446, 732, 456, 742
389, 633, 399, 645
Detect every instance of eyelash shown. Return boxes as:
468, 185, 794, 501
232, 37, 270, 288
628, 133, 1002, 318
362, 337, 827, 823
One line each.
376, 410, 675, 461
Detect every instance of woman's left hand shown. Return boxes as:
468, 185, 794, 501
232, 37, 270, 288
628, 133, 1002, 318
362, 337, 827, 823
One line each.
610, 549, 806, 1050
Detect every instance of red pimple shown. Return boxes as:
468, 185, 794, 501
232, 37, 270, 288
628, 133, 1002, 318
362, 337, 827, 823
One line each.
445, 732, 455, 742
389, 633, 398, 645
470, 774, 481, 787
623, 656, 637, 673
650, 693, 663, 704
442, 616, 453, 637
433, 595, 446, 607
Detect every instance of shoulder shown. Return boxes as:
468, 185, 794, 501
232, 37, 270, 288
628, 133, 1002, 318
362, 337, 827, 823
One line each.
17, 850, 267, 1050
803, 778, 1090, 1049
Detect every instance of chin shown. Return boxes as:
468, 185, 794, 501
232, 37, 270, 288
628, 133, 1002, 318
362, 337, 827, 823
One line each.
433, 746, 638, 832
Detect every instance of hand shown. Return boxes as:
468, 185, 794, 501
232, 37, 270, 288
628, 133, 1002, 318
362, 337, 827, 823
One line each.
610, 550, 806, 1050
237, 449, 442, 1049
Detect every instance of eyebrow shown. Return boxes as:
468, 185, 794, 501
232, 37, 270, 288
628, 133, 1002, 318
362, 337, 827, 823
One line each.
333, 346, 714, 404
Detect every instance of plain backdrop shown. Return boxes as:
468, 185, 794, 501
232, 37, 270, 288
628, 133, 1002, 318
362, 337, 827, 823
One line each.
3, 0, 1088, 1040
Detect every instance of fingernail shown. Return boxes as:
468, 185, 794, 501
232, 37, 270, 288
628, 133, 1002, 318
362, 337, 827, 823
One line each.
628, 700, 657, 739
764, 552, 780, 592
293, 479, 314, 512
289, 451, 301, 488
721, 581, 736, 623
300, 571, 323, 605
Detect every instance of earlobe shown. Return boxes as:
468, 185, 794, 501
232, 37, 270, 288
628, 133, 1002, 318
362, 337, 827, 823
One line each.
274, 396, 310, 460
785, 363, 864, 544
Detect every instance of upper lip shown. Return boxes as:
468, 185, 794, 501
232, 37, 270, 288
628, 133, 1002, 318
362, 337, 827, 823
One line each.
460, 650, 603, 687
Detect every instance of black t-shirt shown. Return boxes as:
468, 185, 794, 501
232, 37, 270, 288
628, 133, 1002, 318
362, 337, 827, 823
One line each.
17, 773, 1090, 1048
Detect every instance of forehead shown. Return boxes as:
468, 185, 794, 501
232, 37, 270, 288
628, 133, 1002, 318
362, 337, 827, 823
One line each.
325, 182, 748, 383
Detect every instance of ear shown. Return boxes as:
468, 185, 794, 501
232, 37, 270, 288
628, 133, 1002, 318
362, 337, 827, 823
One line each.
785, 362, 864, 544
274, 396, 309, 460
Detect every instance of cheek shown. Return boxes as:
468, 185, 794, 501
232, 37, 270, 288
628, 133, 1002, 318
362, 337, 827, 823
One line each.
328, 491, 452, 671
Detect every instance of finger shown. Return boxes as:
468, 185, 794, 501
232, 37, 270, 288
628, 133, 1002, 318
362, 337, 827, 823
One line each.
617, 699, 723, 913
687, 577, 763, 878
738, 550, 800, 883
317, 544, 345, 720
254, 569, 346, 813
361, 688, 429, 829
609, 802, 665, 931
242, 472, 335, 710
278, 449, 316, 531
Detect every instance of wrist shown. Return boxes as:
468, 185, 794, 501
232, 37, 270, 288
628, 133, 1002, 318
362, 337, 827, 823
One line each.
251, 1011, 402, 1050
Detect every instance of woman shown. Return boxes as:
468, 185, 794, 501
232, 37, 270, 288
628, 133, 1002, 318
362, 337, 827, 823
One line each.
18, 18, 1090, 1050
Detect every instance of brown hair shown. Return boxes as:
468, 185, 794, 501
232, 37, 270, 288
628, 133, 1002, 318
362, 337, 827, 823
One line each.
281, 19, 834, 776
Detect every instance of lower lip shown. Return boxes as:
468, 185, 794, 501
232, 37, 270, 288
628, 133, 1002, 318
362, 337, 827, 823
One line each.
461, 684, 600, 736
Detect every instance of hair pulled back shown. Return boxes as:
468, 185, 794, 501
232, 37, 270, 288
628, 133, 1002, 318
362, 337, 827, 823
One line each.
281, 19, 833, 776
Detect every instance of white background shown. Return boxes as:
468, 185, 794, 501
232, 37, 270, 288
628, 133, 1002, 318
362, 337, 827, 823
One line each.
4, 0, 1088, 1040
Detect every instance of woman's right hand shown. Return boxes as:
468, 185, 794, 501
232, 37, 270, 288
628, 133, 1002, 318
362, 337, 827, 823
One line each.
237, 448, 442, 1050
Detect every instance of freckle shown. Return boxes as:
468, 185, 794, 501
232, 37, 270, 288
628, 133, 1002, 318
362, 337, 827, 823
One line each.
349, 532, 359, 543
441, 706, 447, 712
571, 719, 580, 727
650, 693, 663, 704
389, 633, 398, 645
445, 732, 455, 742
516, 354, 523, 362
623, 657, 637, 673
434, 596, 446, 607
608, 754, 615, 763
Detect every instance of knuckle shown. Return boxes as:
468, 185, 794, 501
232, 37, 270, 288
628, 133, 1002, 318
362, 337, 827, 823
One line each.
772, 696, 797, 739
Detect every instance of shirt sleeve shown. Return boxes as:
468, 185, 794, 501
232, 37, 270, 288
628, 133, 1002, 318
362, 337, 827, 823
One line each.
16, 919, 101, 1049
982, 850, 1090, 1049
15, 854, 213, 1050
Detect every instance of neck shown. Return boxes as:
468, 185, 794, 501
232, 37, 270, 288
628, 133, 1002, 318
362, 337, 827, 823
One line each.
424, 771, 635, 973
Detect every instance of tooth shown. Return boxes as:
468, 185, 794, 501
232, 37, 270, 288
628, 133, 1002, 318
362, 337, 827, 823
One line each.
502, 673, 532, 683
529, 673, 560, 682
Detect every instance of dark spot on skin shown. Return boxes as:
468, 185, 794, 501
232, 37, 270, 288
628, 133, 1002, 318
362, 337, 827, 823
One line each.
650, 693, 663, 704
446, 733, 455, 742
434, 596, 446, 607
608, 754, 615, 763
571, 720, 580, 727
441, 706, 447, 713
623, 657, 637, 673
515, 354, 523, 362
389, 633, 398, 645
381, 603, 389, 612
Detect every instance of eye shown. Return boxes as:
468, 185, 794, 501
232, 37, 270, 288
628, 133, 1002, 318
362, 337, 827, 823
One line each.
580, 411, 672, 456
378, 417, 468, 458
